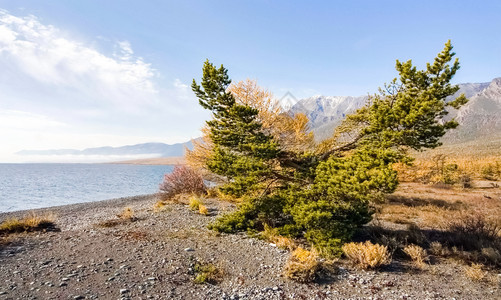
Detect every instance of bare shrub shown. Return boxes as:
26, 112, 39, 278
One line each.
159, 166, 206, 199
342, 241, 391, 269
445, 212, 501, 251
430, 241, 449, 256
283, 247, 321, 282
403, 244, 428, 268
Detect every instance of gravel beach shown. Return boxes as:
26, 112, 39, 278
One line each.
0, 194, 499, 299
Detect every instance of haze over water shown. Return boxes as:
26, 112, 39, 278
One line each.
0, 164, 173, 212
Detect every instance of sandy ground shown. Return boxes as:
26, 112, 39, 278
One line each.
0, 194, 500, 299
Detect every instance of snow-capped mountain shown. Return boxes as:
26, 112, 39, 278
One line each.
291, 79, 501, 143
289, 95, 368, 140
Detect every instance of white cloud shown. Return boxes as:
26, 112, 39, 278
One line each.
0, 10, 157, 110
0, 11, 207, 162
0, 109, 66, 130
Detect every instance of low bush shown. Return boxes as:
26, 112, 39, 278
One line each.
159, 166, 206, 199
283, 247, 321, 283
0, 212, 56, 235
193, 260, 224, 284
403, 244, 428, 268
342, 241, 391, 269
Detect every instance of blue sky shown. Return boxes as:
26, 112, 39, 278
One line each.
0, 0, 500, 162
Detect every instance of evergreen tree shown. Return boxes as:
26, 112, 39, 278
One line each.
193, 41, 468, 256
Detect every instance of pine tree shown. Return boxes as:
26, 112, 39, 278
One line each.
193, 41, 468, 256
191, 60, 280, 197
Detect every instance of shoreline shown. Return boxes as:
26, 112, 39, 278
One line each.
0, 194, 160, 231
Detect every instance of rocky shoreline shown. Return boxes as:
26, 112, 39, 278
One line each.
0, 195, 499, 299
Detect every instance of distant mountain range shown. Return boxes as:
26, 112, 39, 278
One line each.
17, 77, 501, 161
291, 77, 501, 143
17, 141, 194, 157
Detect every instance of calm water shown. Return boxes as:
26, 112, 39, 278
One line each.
0, 163, 173, 212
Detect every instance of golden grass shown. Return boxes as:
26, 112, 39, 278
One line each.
261, 224, 296, 251
395, 154, 501, 183
342, 241, 391, 269
198, 204, 209, 215
464, 263, 487, 281
153, 200, 170, 212
283, 247, 321, 282
403, 244, 428, 268
97, 207, 137, 227
188, 195, 202, 211
0, 212, 56, 235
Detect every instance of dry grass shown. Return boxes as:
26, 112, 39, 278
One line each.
261, 224, 296, 251
0, 212, 56, 235
342, 241, 391, 269
464, 263, 487, 281
283, 247, 321, 283
97, 207, 137, 227
395, 152, 501, 183
188, 195, 202, 211
403, 244, 428, 268
117, 207, 135, 220
153, 200, 171, 212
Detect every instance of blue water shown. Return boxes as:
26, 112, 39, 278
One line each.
0, 164, 173, 212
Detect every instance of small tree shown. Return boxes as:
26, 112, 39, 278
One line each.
192, 41, 468, 256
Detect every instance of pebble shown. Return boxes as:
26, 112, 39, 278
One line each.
184, 248, 195, 252
120, 289, 130, 294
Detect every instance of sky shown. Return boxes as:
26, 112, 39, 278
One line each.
0, 0, 500, 162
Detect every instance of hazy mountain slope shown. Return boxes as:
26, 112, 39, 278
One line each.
17, 141, 194, 157
443, 78, 501, 143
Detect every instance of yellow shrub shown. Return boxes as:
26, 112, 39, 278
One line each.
283, 247, 320, 282
198, 204, 209, 215
403, 244, 428, 268
342, 241, 391, 269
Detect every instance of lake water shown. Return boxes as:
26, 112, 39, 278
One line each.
0, 163, 173, 212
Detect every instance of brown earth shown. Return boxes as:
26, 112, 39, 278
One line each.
0, 186, 500, 300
